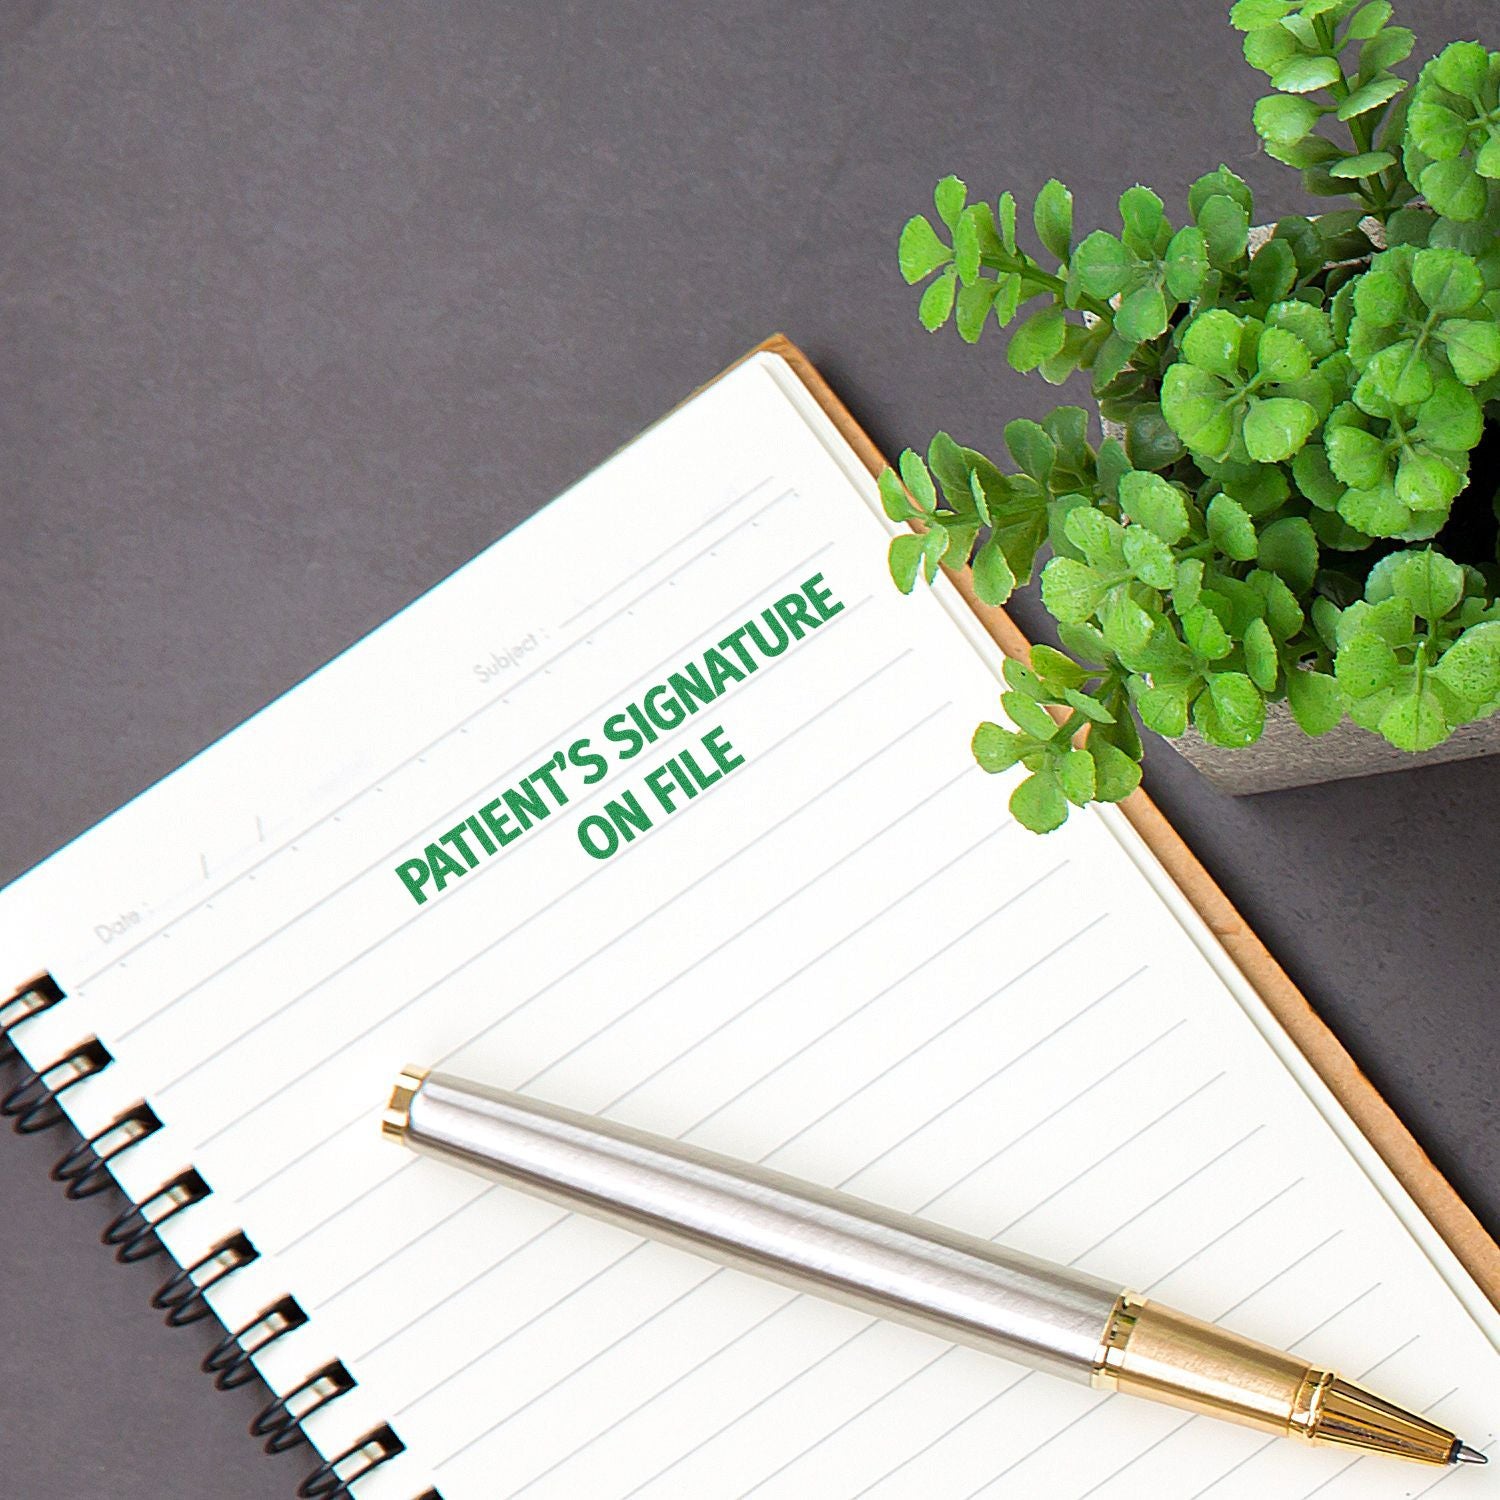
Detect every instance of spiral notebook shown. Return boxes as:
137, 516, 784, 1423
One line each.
2, 339, 1497, 1500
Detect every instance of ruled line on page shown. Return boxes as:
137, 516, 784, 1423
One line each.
829, 965, 1146, 1192
1070, 1126, 1265, 1266
429, 1005, 1202, 1488
503, 1296, 816, 1500
845, 1376, 1032, 1500
352, 817, 1021, 1364
420, 934, 1136, 1473
405, 948, 1164, 1428
736, 1349, 957, 1499
604, 1140, 1318, 1500
557, 477, 779, 629
220, 690, 952, 1224
851, 1173, 1314, 1497
94, 514, 818, 1012
192, 608, 894, 1152
672, 859, 1075, 1144
261, 709, 972, 1243
1144, 1179, 1305, 1291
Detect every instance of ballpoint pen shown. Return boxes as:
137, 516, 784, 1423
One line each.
383, 1067, 1488, 1470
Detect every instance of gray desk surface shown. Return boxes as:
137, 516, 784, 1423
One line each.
1, 3, 1494, 1496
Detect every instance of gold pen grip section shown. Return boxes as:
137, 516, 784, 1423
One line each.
1093, 1296, 1457, 1465
1094, 1294, 1315, 1438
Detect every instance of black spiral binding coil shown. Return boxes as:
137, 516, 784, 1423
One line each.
2, 973, 443, 1500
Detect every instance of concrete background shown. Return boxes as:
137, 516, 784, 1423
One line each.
1, 2, 1493, 1495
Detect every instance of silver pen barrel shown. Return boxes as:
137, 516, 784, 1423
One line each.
383, 1068, 1477, 1468
386, 1066, 1120, 1383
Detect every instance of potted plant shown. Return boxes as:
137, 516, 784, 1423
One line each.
884, 0, 1500, 830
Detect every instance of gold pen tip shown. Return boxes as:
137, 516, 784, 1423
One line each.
1454, 1443, 1488, 1466
382, 1065, 429, 1143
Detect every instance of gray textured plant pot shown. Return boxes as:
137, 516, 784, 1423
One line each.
1167, 703, 1500, 796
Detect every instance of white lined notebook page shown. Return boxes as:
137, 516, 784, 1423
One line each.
3, 350, 1497, 1499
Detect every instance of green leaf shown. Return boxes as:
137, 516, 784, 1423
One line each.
1041, 556, 1110, 622
933, 175, 967, 231
1089, 737, 1143, 801
1058, 747, 1097, 806
899, 449, 937, 513
1004, 657, 1048, 700
1183, 602, 1233, 661
1367, 549, 1465, 619
1353, 268, 1407, 326
1207, 672, 1267, 745
1230, 0, 1292, 29
1436, 320, 1500, 385
1004, 689, 1060, 741
1419, 158, 1488, 221
1271, 55, 1342, 93
1286, 667, 1344, 734
1137, 683, 1190, 737
1244, 617, 1280, 692
973, 720, 1027, 773
1010, 768, 1070, 833
1008, 306, 1068, 372
1198, 194, 1250, 269
1248, 239, 1297, 304
1182, 309, 1244, 379
1430, 40, 1490, 97
878, 467, 918, 522
1254, 93, 1323, 144
998, 191, 1017, 250
1244, 23, 1300, 74
1064, 688, 1114, 724
1119, 186, 1166, 255
1125, 403, 1187, 472
1164, 226, 1209, 300
1329, 150, 1398, 178
1188, 164, 1254, 218
972, 537, 1018, 606
899, 215, 952, 284
1070, 230, 1132, 298
1244, 396, 1318, 462
955, 279, 998, 342
1118, 470, 1190, 544
1123, 526, 1178, 588
1258, 515, 1320, 593
1030, 644, 1089, 690
1432, 622, 1500, 707
888, 533, 925, 593
918, 268, 958, 330
1379, 687, 1449, 751
1412, 248, 1484, 315
1100, 592, 1155, 659
1034, 178, 1074, 261
1116, 282, 1169, 344
1161, 364, 1235, 459
1335, 633, 1400, 696
1004, 418, 1057, 484
1207, 492, 1259, 561
1326, 424, 1387, 487
1175, 558, 1205, 613
1336, 74, 1405, 119
1396, 449, 1465, 513
1415, 378, 1484, 451
1360, 25, 1414, 76
1256, 326, 1313, 382
1345, 2, 1392, 41
1249, 567, 1305, 639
